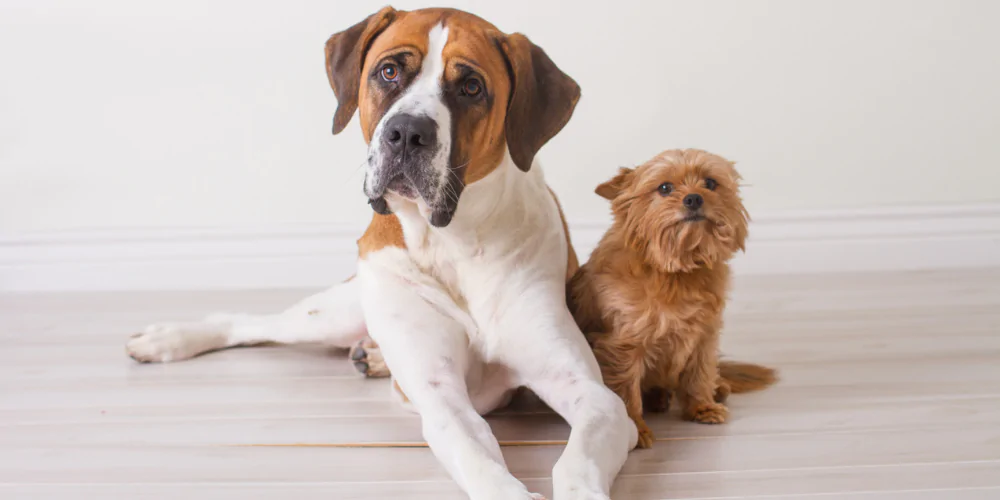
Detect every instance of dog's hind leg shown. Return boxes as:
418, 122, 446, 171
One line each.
126, 278, 367, 363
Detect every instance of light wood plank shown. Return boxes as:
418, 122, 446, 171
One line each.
1, 268, 998, 498
2, 425, 997, 483
1, 461, 997, 499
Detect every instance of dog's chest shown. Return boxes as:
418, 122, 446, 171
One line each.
409, 234, 468, 306
400, 212, 561, 355
601, 269, 719, 337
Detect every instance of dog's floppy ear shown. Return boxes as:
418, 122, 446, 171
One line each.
595, 167, 634, 200
325, 6, 397, 135
496, 33, 581, 172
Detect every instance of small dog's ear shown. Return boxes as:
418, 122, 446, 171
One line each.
595, 167, 634, 200
325, 6, 397, 135
495, 33, 581, 172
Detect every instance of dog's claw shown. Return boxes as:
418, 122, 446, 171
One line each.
348, 338, 391, 378
350, 346, 367, 361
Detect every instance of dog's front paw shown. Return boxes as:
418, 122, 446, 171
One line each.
349, 337, 391, 377
126, 323, 227, 363
490, 482, 546, 500
635, 418, 656, 448
685, 402, 729, 424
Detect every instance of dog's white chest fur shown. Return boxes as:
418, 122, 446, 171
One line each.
370, 157, 567, 363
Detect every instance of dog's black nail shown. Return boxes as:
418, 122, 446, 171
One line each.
350, 346, 367, 361
354, 361, 369, 374
127, 353, 148, 364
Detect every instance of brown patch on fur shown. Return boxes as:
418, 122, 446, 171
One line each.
569, 149, 776, 448
439, 14, 513, 184
325, 7, 397, 135
356, 9, 465, 143
495, 33, 581, 172
357, 213, 405, 257
549, 187, 579, 280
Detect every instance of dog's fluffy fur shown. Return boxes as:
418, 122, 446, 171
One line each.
569, 148, 776, 448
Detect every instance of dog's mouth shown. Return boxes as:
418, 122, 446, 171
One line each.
683, 214, 707, 222
367, 174, 458, 228
386, 176, 418, 199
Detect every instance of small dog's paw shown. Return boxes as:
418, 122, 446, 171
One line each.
685, 402, 729, 424
126, 323, 226, 363
529, 494, 547, 500
349, 338, 390, 378
635, 419, 656, 448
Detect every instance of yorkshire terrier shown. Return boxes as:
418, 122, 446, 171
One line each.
569, 148, 776, 448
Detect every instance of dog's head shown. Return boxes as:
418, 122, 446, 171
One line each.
596, 149, 749, 273
325, 7, 580, 227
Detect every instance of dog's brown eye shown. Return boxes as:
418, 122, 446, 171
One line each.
462, 78, 482, 97
380, 64, 399, 82
705, 178, 718, 190
658, 182, 674, 195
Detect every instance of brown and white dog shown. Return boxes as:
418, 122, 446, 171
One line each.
125, 7, 637, 500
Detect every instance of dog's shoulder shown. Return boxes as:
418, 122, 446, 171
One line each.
548, 186, 579, 281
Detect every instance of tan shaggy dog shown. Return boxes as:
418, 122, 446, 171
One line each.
569, 148, 776, 448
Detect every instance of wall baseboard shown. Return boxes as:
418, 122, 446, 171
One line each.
2, 204, 999, 291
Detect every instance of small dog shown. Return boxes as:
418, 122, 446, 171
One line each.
569, 148, 776, 448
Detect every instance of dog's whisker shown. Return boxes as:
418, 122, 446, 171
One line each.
448, 163, 469, 188
341, 160, 368, 188
441, 181, 460, 205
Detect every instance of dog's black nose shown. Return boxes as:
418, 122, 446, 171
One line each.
683, 193, 704, 210
382, 114, 437, 154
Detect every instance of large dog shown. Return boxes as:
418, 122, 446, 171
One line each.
125, 7, 637, 500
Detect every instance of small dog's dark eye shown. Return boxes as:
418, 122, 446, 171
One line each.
380, 64, 399, 82
462, 78, 483, 97
705, 178, 718, 190
658, 182, 674, 195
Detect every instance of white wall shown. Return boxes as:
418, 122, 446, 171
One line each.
2, 0, 999, 235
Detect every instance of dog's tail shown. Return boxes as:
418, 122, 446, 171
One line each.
719, 360, 778, 393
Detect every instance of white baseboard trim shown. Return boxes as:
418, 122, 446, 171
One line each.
3, 204, 999, 291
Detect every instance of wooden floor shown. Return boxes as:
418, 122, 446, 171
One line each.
1, 269, 999, 499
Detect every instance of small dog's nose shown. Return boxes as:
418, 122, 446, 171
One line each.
683, 193, 704, 210
382, 114, 437, 154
